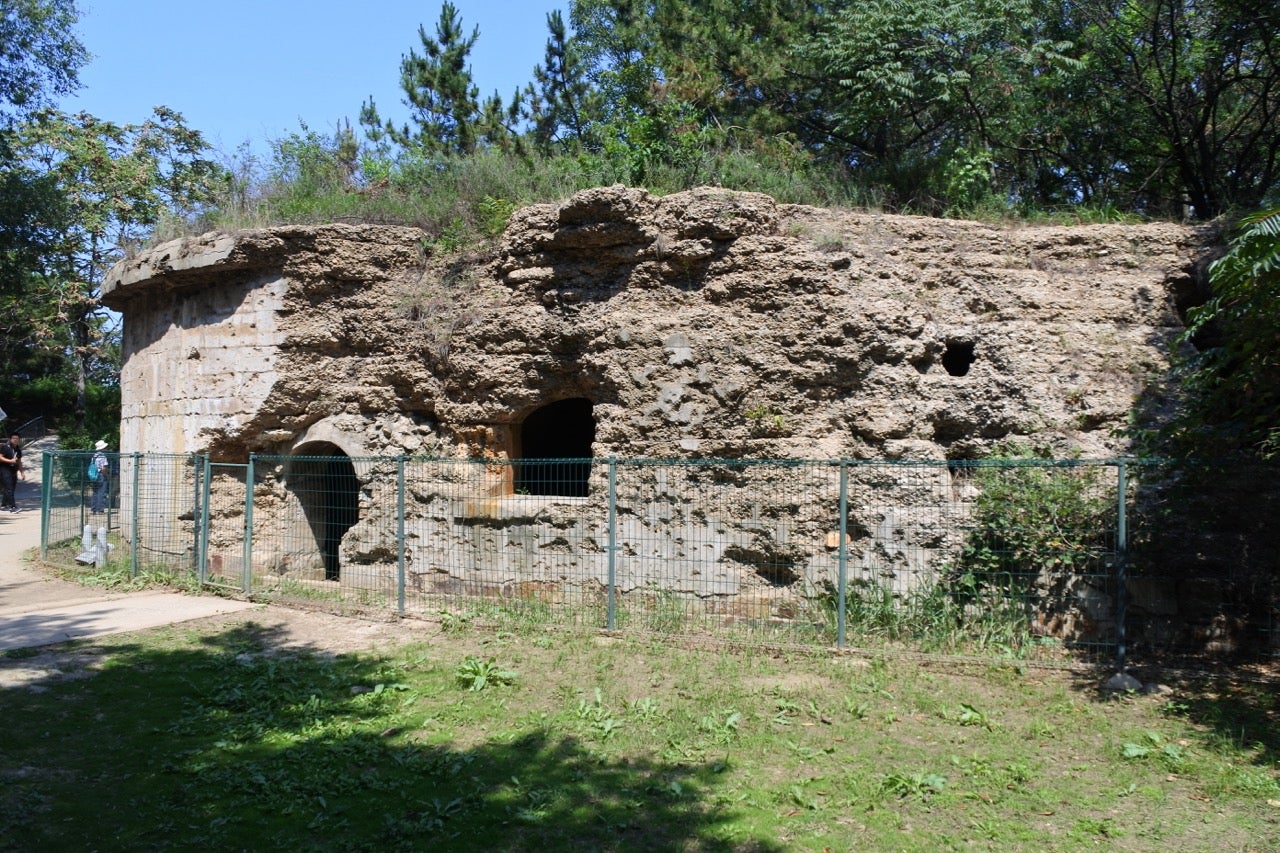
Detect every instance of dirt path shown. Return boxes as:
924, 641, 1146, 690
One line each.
0, 437, 257, 657
0, 437, 105, 611
0, 437, 436, 691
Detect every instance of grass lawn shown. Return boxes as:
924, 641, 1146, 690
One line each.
1, 613, 1277, 851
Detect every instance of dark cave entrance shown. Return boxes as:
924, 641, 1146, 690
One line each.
288, 442, 360, 581
517, 398, 596, 497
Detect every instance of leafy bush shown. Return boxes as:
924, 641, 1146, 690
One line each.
1176, 207, 1280, 457
947, 452, 1114, 611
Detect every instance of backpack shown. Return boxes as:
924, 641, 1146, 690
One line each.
88, 459, 100, 482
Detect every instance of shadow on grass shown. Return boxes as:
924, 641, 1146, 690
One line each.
1071, 667, 1280, 774
1175, 679, 1280, 767
0, 623, 774, 852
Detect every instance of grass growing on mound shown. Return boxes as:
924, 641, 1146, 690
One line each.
1, 618, 1276, 851
169, 142, 884, 254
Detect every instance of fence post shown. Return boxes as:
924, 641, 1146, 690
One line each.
1115, 460, 1128, 673
242, 455, 254, 594
191, 455, 201, 579
106, 452, 113, 531
40, 451, 52, 560
607, 457, 618, 631
838, 462, 849, 650
130, 453, 140, 580
397, 456, 406, 617
198, 455, 212, 586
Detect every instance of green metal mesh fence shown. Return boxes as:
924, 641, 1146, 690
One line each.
38, 452, 1279, 665
41, 451, 199, 578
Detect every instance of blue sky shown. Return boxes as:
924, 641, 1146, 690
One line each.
63, 1, 569, 157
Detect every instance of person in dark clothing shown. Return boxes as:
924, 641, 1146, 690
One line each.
0, 433, 23, 512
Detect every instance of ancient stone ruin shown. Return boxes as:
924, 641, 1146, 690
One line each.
104, 185, 1205, 461
101, 186, 1213, 638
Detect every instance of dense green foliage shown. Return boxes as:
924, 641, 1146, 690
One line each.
947, 456, 1114, 623
1172, 209, 1280, 456
203, 0, 1279, 235
0, 0, 84, 125
1, 107, 220, 434
957, 460, 1113, 577
344, 0, 1280, 220
1, 0, 89, 429
0, 0, 86, 295
1, 2, 220, 435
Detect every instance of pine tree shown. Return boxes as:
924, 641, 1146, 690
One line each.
360, 2, 483, 156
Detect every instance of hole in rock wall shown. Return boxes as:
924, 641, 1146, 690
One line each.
722, 545, 801, 586
517, 398, 596, 497
287, 442, 360, 581
942, 341, 976, 377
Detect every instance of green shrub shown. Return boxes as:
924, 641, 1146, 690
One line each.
947, 451, 1114, 611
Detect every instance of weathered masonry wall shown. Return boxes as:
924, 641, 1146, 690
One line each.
103, 187, 1212, 631
103, 227, 425, 459
103, 188, 1210, 469
116, 270, 287, 457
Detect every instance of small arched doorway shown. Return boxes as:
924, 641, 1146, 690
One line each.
517, 398, 596, 497
287, 442, 360, 581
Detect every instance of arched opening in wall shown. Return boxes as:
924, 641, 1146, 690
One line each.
517, 398, 596, 497
942, 341, 976, 377
287, 442, 360, 581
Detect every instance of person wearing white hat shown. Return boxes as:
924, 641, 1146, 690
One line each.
89, 440, 110, 513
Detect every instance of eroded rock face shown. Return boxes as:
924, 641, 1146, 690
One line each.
103, 185, 1208, 463
102, 224, 431, 459
101, 186, 1213, 635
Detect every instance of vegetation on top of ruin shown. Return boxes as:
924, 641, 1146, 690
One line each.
138, 0, 1277, 250
195, 0, 1277, 232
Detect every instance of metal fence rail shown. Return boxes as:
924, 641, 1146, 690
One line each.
38, 452, 1279, 665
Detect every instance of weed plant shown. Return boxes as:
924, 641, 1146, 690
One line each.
56, 560, 199, 594
611, 586, 689, 635
41, 536, 200, 594
252, 576, 351, 606
815, 578, 1039, 659
1, 617, 1275, 850
944, 453, 1115, 654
